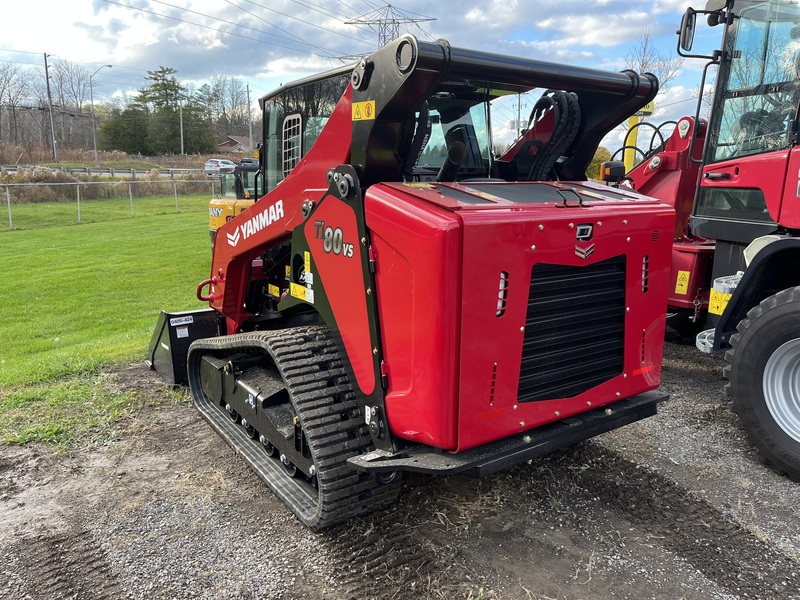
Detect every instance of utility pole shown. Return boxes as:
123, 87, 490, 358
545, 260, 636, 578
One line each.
179, 101, 185, 154
247, 83, 253, 154
43, 53, 58, 162
90, 64, 112, 167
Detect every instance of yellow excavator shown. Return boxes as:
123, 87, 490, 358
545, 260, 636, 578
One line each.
208, 157, 260, 245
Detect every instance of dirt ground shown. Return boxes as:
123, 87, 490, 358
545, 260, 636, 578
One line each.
2, 342, 800, 600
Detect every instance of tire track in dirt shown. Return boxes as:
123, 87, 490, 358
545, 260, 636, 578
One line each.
567, 443, 800, 599
321, 506, 474, 599
4, 528, 121, 600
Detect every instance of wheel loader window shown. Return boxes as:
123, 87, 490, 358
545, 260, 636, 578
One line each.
710, 0, 800, 162
695, 187, 776, 224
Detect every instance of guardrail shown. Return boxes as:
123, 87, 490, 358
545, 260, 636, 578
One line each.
0, 165, 204, 177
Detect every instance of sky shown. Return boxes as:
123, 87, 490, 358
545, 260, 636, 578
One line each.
0, 0, 726, 149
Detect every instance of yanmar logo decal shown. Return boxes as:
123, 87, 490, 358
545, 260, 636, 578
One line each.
574, 244, 595, 260
227, 200, 285, 247
227, 228, 241, 246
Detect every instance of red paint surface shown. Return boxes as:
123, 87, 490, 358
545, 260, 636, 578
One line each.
368, 181, 674, 451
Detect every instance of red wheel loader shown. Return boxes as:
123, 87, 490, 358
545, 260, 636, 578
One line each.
148, 35, 674, 528
604, 0, 800, 481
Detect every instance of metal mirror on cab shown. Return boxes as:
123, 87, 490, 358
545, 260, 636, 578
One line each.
679, 7, 697, 52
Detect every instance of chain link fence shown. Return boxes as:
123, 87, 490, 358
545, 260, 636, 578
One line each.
2, 179, 222, 231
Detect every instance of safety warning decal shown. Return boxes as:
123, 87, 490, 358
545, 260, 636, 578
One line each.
708, 288, 731, 316
290, 282, 307, 301
674, 270, 690, 295
352, 101, 376, 121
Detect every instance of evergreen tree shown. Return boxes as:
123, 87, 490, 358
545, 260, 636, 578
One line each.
99, 106, 149, 154
136, 67, 183, 111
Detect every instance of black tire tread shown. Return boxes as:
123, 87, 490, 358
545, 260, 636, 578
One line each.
723, 286, 800, 480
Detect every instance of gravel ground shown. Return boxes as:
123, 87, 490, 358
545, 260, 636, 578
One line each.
1, 342, 800, 599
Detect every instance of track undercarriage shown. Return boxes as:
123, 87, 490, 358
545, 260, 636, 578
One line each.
187, 325, 401, 529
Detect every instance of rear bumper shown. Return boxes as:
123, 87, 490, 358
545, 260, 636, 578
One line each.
348, 390, 666, 477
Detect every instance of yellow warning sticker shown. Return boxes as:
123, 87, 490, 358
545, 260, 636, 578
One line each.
304, 251, 311, 275
708, 288, 732, 316
285, 265, 291, 279
461, 187, 503, 203
352, 100, 376, 121
290, 282, 306, 301
268, 284, 280, 298
674, 270, 690, 295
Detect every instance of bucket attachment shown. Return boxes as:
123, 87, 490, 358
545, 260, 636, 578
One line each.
146, 309, 225, 385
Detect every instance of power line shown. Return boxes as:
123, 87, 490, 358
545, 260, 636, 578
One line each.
148, 0, 334, 55
223, 0, 339, 57
234, 0, 376, 47
0, 60, 43, 68
0, 48, 43, 56
285, 0, 352, 21
100, 0, 334, 58
345, 4, 435, 47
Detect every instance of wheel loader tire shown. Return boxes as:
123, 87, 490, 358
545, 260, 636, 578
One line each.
724, 286, 800, 480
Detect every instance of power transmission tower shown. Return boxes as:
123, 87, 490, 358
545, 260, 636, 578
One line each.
345, 4, 435, 48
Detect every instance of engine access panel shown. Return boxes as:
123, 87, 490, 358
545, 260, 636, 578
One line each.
365, 180, 674, 452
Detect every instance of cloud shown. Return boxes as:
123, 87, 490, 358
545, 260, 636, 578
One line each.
535, 12, 652, 47
653, 0, 694, 14
1, 0, 700, 112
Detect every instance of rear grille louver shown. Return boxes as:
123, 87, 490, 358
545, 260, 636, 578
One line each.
518, 256, 626, 402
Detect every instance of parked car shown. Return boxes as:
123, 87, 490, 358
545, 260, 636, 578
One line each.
204, 159, 236, 176
238, 157, 259, 167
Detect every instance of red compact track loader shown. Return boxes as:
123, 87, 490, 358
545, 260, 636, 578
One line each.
149, 35, 674, 528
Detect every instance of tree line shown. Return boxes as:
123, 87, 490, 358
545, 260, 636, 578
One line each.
0, 58, 260, 159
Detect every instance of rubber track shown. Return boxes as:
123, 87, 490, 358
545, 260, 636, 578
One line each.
188, 325, 401, 529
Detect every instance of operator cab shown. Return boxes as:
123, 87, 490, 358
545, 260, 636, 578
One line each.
258, 60, 637, 193
260, 72, 497, 191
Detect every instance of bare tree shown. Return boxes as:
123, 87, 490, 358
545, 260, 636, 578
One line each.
2, 65, 33, 145
198, 75, 250, 138
625, 27, 684, 93
0, 63, 12, 142
50, 60, 94, 148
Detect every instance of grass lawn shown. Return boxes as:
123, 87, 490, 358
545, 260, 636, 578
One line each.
0, 211, 212, 444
